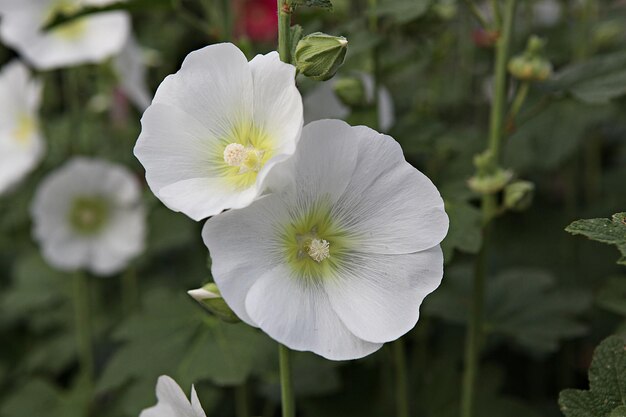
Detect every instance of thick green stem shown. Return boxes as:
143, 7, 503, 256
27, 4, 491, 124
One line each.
235, 382, 249, 417
393, 339, 409, 417
461, 1, 517, 417
277, 0, 291, 63
368, 0, 380, 127
73, 271, 94, 387
462, 0, 490, 29
279, 344, 295, 417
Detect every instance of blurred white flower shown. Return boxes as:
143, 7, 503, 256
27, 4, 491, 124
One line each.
134, 43, 303, 221
113, 35, 152, 112
533, 0, 562, 27
0, 0, 130, 70
140, 375, 206, 417
31, 157, 146, 276
0, 60, 44, 195
304, 72, 395, 132
203, 120, 448, 360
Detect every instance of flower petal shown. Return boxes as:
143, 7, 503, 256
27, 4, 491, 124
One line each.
333, 125, 448, 254
140, 375, 205, 417
325, 246, 444, 344
249, 51, 302, 157
202, 194, 291, 326
151, 43, 253, 140
245, 264, 383, 360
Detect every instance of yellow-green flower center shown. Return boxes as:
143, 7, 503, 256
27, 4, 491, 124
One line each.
13, 114, 36, 145
68, 196, 109, 235
45, 0, 87, 40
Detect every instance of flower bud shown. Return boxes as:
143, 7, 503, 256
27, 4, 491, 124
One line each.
188, 283, 240, 323
468, 168, 513, 195
295, 32, 348, 81
508, 35, 553, 82
504, 180, 535, 211
333, 76, 366, 107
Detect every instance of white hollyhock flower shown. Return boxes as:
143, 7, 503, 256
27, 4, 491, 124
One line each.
303, 73, 395, 132
113, 34, 152, 112
203, 120, 449, 360
532, 0, 561, 27
140, 375, 206, 417
0, 0, 130, 70
31, 157, 146, 276
0, 60, 44, 195
134, 43, 303, 221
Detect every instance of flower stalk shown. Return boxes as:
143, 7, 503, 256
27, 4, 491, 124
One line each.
279, 344, 295, 417
73, 271, 94, 388
461, 1, 517, 416
277, 0, 292, 63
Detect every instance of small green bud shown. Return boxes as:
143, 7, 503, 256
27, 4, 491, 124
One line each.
467, 168, 513, 195
188, 283, 240, 323
295, 32, 348, 81
333, 76, 366, 107
504, 180, 535, 211
508, 35, 553, 82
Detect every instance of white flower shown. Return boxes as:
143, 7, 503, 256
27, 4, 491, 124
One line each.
203, 120, 449, 360
31, 157, 146, 276
140, 375, 206, 417
303, 73, 395, 132
0, 0, 130, 70
113, 34, 152, 112
134, 43, 303, 221
0, 60, 44, 195
532, 0, 561, 27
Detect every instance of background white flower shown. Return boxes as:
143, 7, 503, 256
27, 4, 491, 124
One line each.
134, 43, 303, 221
0, 0, 130, 70
140, 375, 206, 417
114, 34, 152, 112
303, 72, 395, 132
0, 60, 44, 195
203, 120, 449, 360
31, 157, 146, 276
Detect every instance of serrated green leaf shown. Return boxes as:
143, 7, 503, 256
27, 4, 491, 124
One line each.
425, 267, 591, 353
566, 213, 626, 266
559, 335, 626, 417
441, 199, 482, 262
547, 50, 626, 104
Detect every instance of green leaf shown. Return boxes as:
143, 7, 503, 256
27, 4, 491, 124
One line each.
372, 0, 431, 24
291, 0, 333, 10
547, 50, 626, 104
596, 276, 626, 317
566, 213, 626, 266
425, 267, 591, 353
0, 378, 90, 417
441, 199, 482, 263
559, 335, 626, 417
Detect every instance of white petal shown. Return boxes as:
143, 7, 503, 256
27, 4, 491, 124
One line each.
245, 264, 382, 360
249, 51, 302, 156
190, 386, 205, 417
325, 246, 444, 344
360, 73, 395, 132
151, 43, 253, 140
332, 125, 448, 254
202, 194, 291, 326
114, 34, 152, 111
140, 375, 205, 417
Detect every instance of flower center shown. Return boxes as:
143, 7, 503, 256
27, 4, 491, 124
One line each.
45, 0, 87, 40
305, 238, 330, 262
68, 196, 109, 235
223, 142, 265, 173
13, 114, 36, 145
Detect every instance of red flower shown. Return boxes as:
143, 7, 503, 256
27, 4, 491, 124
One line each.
236, 0, 278, 42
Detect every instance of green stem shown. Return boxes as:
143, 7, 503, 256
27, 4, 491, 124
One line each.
277, 0, 291, 63
461, 1, 517, 417
278, 344, 295, 417
235, 382, 249, 417
490, 0, 501, 28
73, 271, 94, 387
393, 339, 409, 417
368, 0, 380, 129
506, 81, 529, 129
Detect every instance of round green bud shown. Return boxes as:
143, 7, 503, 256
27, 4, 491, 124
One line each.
508, 35, 553, 82
333, 76, 366, 107
467, 168, 513, 195
188, 283, 241, 324
295, 32, 348, 81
